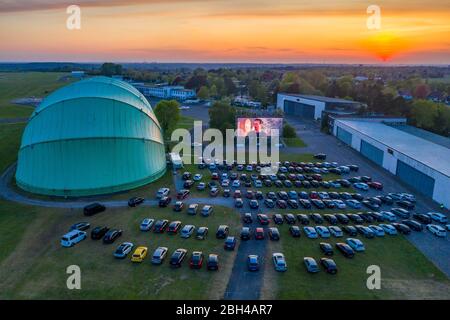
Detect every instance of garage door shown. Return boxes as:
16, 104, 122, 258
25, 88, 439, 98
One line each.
396, 160, 435, 197
360, 140, 384, 166
284, 100, 315, 119
336, 127, 352, 145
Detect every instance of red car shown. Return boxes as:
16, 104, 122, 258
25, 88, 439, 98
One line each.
177, 189, 190, 200
255, 227, 265, 240
211, 172, 219, 180
309, 191, 319, 199
368, 182, 383, 190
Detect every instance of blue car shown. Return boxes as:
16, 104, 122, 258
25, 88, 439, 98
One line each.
247, 255, 260, 271
304, 257, 319, 273
114, 242, 134, 259
224, 236, 237, 250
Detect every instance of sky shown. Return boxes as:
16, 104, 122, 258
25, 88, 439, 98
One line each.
0, 0, 449, 64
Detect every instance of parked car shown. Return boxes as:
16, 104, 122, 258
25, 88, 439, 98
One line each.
401, 219, 423, 231
257, 214, 270, 225
151, 246, 168, 264
346, 238, 365, 252
355, 225, 375, 238
70, 222, 90, 231
207, 254, 219, 271
391, 208, 410, 219
190, 251, 204, 269
61, 230, 87, 247
247, 255, 260, 271
158, 196, 172, 207
353, 182, 369, 191
173, 201, 184, 212
342, 225, 358, 236
297, 214, 309, 225
320, 258, 337, 274
177, 189, 190, 200
153, 219, 169, 233
103, 229, 122, 244
304, 257, 320, 273
156, 187, 170, 199
412, 213, 432, 224
368, 225, 385, 237
329, 226, 343, 237
268, 227, 280, 241
114, 242, 134, 259
91, 226, 109, 240
381, 211, 397, 222
128, 197, 144, 207
289, 226, 301, 238
272, 253, 287, 272
140, 218, 154, 231
427, 212, 448, 224
392, 223, 411, 235
315, 226, 331, 238
336, 213, 349, 224
216, 225, 229, 239
167, 221, 182, 234
131, 246, 148, 263
379, 224, 398, 235
311, 213, 324, 223
83, 203, 106, 216
320, 242, 333, 256
303, 226, 318, 239
224, 236, 237, 250
181, 225, 196, 238
336, 242, 355, 258
397, 200, 415, 210
170, 248, 187, 267
255, 227, 265, 240
426, 224, 447, 237
201, 205, 213, 217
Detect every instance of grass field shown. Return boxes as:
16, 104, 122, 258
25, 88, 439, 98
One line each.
262, 218, 450, 299
283, 137, 307, 148
0, 204, 240, 299
0, 123, 25, 172
0, 72, 74, 119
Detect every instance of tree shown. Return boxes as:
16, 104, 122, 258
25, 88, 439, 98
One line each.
282, 124, 297, 138
154, 100, 180, 138
197, 86, 210, 100
410, 100, 437, 129
209, 101, 236, 133
100, 63, 122, 76
209, 84, 218, 98
413, 84, 430, 99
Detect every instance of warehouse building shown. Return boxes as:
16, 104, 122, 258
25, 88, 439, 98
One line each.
277, 94, 362, 120
332, 118, 450, 208
16, 77, 167, 197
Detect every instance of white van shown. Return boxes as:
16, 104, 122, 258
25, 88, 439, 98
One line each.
61, 230, 87, 247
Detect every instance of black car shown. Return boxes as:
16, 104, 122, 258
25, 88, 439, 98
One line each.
70, 222, 90, 231
177, 189, 190, 200
323, 200, 336, 209
311, 213, 324, 224
311, 199, 325, 209
377, 195, 394, 205
401, 219, 423, 231
342, 225, 358, 236
314, 153, 327, 160
216, 225, 229, 239
263, 199, 274, 208
170, 249, 187, 268
84, 203, 105, 216
297, 214, 309, 225
339, 192, 353, 200
328, 192, 340, 199
289, 226, 301, 237
182, 172, 191, 180
361, 176, 372, 182
167, 221, 182, 234
268, 227, 280, 241
183, 180, 194, 189
284, 214, 296, 224
299, 199, 312, 209
240, 227, 251, 240
412, 213, 432, 224
363, 200, 380, 211
348, 165, 359, 172
392, 223, 411, 235
158, 196, 172, 207
273, 214, 284, 225
243, 212, 253, 224
128, 197, 144, 207
103, 229, 122, 244
276, 200, 287, 209
91, 226, 109, 240
348, 214, 364, 224
397, 200, 415, 210
173, 201, 184, 212
153, 219, 169, 233
336, 214, 349, 224
351, 193, 364, 201
320, 242, 333, 256
336, 243, 355, 258
287, 199, 299, 209
324, 214, 338, 225
391, 208, 410, 219
320, 258, 337, 274
257, 214, 269, 225
359, 212, 374, 223
207, 254, 219, 271
255, 191, 264, 200
249, 200, 259, 209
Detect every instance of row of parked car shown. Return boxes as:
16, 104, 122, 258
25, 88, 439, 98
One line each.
61, 223, 122, 247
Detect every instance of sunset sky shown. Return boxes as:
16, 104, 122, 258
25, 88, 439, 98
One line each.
0, 0, 449, 64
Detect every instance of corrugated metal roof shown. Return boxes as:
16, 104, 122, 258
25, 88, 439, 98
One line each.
337, 120, 450, 177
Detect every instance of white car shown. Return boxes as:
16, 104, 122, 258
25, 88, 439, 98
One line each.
329, 226, 343, 237
368, 225, 385, 237
427, 212, 448, 224
315, 226, 331, 238
346, 238, 365, 252
426, 224, 447, 237
333, 200, 346, 209
61, 230, 87, 247
379, 224, 397, 235
232, 180, 241, 188
193, 174, 203, 181
221, 179, 230, 187
354, 182, 369, 191
140, 218, 155, 231
272, 253, 287, 272
318, 192, 330, 200
303, 226, 318, 239
381, 211, 397, 222
181, 225, 196, 238
156, 187, 170, 199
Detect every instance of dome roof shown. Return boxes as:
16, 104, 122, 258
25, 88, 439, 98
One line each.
16, 76, 166, 197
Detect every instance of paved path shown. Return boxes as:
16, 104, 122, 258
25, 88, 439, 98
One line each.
0, 117, 28, 124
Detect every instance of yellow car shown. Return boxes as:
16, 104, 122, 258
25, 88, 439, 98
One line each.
131, 246, 148, 262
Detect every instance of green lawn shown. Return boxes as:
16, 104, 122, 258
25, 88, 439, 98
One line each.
0, 72, 74, 119
0, 205, 240, 299
0, 123, 25, 172
263, 212, 450, 299
177, 116, 197, 131
283, 137, 307, 148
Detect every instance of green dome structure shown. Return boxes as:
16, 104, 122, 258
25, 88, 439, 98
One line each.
16, 77, 166, 196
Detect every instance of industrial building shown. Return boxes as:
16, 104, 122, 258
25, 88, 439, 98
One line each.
135, 85, 196, 101
16, 77, 167, 197
332, 118, 450, 208
277, 93, 362, 120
